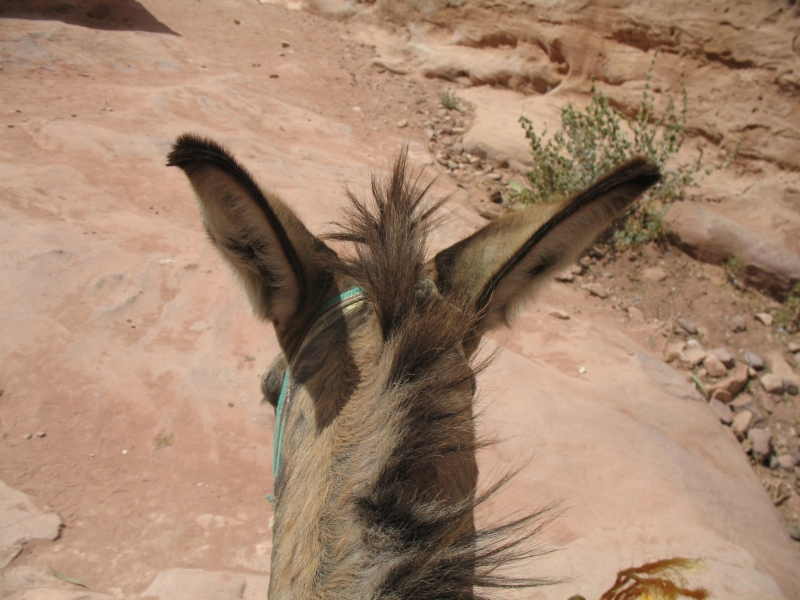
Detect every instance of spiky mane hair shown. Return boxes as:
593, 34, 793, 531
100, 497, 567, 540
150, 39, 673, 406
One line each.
320, 150, 561, 599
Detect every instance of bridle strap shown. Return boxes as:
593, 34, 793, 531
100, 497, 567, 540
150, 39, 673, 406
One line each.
271, 286, 367, 479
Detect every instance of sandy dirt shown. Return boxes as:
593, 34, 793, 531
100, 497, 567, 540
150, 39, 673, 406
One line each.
1, 1, 799, 599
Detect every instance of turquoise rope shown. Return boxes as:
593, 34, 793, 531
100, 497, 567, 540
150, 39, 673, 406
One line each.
268, 287, 365, 505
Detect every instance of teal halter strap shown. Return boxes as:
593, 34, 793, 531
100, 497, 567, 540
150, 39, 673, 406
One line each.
268, 287, 367, 504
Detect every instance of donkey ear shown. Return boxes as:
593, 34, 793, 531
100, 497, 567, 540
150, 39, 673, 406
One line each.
431, 158, 661, 331
167, 134, 334, 336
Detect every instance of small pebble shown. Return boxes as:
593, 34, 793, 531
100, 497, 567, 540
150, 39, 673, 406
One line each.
748, 428, 772, 462
703, 353, 728, 377
396, 119, 408, 128
732, 410, 753, 435
582, 282, 608, 299
709, 398, 734, 424
549, 309, 570, 320
677, 318, 697, 334
23, 433, 32, 440
711, 348, 735, 368
577, 366, 586, 374
730, 315, 747, 332
743, 351, 764, 370
777, 453, 797, 470
760, 373, 784, 394
711, 389, 732, 403
36, 431, 46, 438
122, 449, 128, 455
789, 523, 800, 542
788, 341, 800, 353
281, 41, 290, 48
754, 312, 773, 326
784, 379, 799, 395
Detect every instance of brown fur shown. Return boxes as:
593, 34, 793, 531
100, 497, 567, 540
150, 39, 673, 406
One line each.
167, 135, 660, 599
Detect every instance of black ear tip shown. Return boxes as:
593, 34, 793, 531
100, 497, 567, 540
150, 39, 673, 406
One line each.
627, 156, 662, 186
166, 133, 230, 169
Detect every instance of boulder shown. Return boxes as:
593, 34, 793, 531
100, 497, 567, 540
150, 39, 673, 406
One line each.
664, 202, 800, 299
0, 480, 62, 569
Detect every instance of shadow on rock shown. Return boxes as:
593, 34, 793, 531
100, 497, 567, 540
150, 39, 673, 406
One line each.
0, 0, 178, 35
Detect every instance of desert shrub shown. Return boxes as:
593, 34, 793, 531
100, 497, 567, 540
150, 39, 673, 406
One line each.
441, 90, 461, 111
512, 53, 737, 250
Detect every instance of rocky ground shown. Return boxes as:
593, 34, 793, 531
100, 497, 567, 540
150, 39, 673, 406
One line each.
419, 95, 800, 543
1, 0, 800, 599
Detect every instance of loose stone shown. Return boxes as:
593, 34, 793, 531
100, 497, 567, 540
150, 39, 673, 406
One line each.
582, 282, 608, 299
642, 266, 668, 282
777, 453, 797, 470
732, 410, 753, 435
760, 373, 784, 394
711, 389, 732, 403
549, 309, 570, 320
754, 312, 773, 326
788, 341, 800, 353
709, 398, 734, 424
784, 379, 799, 395
706, 363, 749, 398
711, 348, 735, 368
664, 341, 686, 362
743, 351, 764, 370
677, 318, 698, 334
679, 345, 707, 369
730, 315, 747, 332
747, 428, 772, 462
703, 353, 728, 377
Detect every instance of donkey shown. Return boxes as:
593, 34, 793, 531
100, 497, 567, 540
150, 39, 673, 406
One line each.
167, 134, 660, 599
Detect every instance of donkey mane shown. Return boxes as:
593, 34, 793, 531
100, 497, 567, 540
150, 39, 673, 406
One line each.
319, 153, 558, 598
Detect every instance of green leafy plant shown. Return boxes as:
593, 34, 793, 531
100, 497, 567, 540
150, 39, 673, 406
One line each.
441, 90, 461, 111
513, 52, 737, 250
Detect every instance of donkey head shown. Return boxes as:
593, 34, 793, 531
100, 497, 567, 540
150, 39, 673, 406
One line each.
168, 135, 660, 599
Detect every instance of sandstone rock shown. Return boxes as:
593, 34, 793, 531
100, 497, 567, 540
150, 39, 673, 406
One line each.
755, 312, 773, 326
711, 389, 732, 403
396, 119, 408, 128
679, 345, 706, 369
664, 202, 800, 299
777, 454, 797, 470
711, 348, 735, 368
142, 568, 270, 600
663, 340, 686, 362
732, 410, 753, 436
0, 480, 62, 569
760, 373, 784, 394
677, 318, 697, 335
707, 363, 749, 398
643, 266, 668, 282
703, 353, 728, 378
549, 309, 570, 320
744, 351, 764, 370
709, 398, 734, 424
730, 315, 747, 332
748, 429, 772, 463
554, 270, 574, 282
765, 351, 799, 395
582, 282, 607, 299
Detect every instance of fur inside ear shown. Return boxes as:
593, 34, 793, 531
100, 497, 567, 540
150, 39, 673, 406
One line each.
168, 134, 334, 332
432, 158, 661, 331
